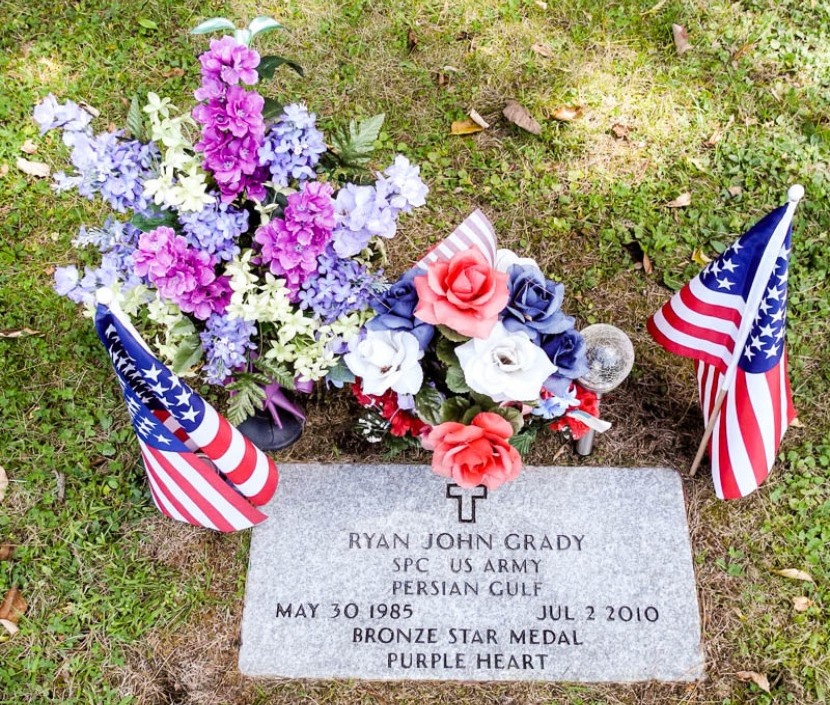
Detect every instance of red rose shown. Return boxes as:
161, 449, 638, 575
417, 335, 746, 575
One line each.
423, 412, 522, 490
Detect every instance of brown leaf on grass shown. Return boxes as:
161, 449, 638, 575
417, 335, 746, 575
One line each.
735, 671, 771, 693
642, 252, 654, 274
0, 164, 8, 178
672, 24, 691, 55
0, 328, 41, 338
0, 619, 18, 639
503, 100, 542, 135
791, 417, 804, 428
793, 596, 814, 612
16, 157, 50, 178
54, 470, 66, 503
0, 588, 27, 624
731, 42, 755, 64
20, 139, 38, 155
163, 68, 185, 78
704, 115, 735, 147
531, 43, 553, 58
407, 28, 418, 54
728, 185, 743, 197
0, 465, 6, 503
78, 101, 100, 117
469, 109, 490, 129
451, 118, 485, 136
435, 71, 449, 87
773, 568, 814, 582
550, 105, 583, 122
0, 544, 15, 561
666, 192, 692, 208
611, 123, 630, 139
692, 248, 712, 266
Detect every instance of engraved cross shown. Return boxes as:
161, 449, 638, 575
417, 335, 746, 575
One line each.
446, 484, 488, 524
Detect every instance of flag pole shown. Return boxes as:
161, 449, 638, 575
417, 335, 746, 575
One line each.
689, 184, 803, 477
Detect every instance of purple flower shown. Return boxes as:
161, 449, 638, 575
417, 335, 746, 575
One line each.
331, 183, 397, 257
254, 181, 335, 294
501, 265, 574, 343
200, 313, 258, 385
258, 103, 327, 187
133, 226, 229, 319
365, 267, 434, 349
195, 36, 260, 101
179, 198, 248, 261
376, 155, 428, 213
540, 328, 588, 394
33, 94, 93, 136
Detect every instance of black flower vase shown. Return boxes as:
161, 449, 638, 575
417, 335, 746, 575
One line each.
237, 408, 304, 452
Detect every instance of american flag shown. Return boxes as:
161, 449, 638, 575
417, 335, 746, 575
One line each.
648, 189, 801, 499
416, 209, 497, 268
94, 299, 279, 531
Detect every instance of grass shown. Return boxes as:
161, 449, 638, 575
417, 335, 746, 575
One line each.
0, 0, 828, 703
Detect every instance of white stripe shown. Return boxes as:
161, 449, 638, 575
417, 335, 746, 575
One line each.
213, 425, 246, 473
143, 459, 188, 523
745, 371, 776, 470
185, 403, 220, 446
710, 388, 725, 500
724, 384, 759, 498
699, 363, 715, 422
229, 452, 271, 498
160, 448, 253, 530
139, 441, 218, 530
688, 277, 744, 311
669, 290, 741, 339
779, 362, 789, 441
652, 309, 733, 362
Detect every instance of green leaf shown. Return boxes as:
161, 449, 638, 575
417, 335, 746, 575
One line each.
258, 55, 304, 80
126, 94, 145, 141
226, 373, 268, 426
509, 428, 538, 456
461, 405, 483, 425
437, 325, 470, 343
130, 207, 177, 233
440, 396, 471, 423
469, 391, 498, 411
248, 16, 284, 39
170, 336, 203, 375
414, 385, 444, 425
262, 97, 284, 121
330, 114, 385, 167
445, 364, 471, 394
256, 358, 296, 391
234, 28, 252, 46
325, 359, 355, 386
491, 406, 525, 435
138, 18, 158, 30
191, 17, 236, 35
435, 336, 459, 367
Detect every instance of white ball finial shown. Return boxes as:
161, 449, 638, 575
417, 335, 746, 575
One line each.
788, 184, 805, 203
95, 287, 114, 306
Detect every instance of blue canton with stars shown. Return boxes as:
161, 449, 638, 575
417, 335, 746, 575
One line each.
94, 305, 209, 449
698, 205, 792, 374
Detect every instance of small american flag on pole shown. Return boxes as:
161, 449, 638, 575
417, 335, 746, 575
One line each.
647, 186, 802, 499
94, 291, 279, 531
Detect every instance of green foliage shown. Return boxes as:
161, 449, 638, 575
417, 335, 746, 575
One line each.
259, 54, 304, 79
126, 94, 146, 141
130, 206, 178, 232
436, 324, 469, 343
413, 384, 443, 425
439, 396, 471, 423
444, 363, 471, 394
330, 113, 385, 167
225, 373, 269, 425
489, 405, 524, 435
254, 357, 296, 391
509, 427, 538, 455
435, 335, 459, 366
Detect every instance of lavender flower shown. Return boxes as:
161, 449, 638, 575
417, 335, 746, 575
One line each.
195, 36, 260, 101
258, 103, 326, 187
33, 94, 93, 136
179, 198, 248, 261
254, 181, 335, 295
331, 183, 397, 257
200, 313, 257, 384
298, 246, 380, 323
376, 155, 428, 213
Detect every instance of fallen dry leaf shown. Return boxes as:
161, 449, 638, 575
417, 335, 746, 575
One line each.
692, 248, 712, 267
78, 101, 100, 117
503, 100, 542, 135
535, 0, 548, 9
773, 568, 814, 583
793, 596, 814, 612
0, 544, 15, 561
0, 588, 26, 624
20, 139, 38, 155
0, 164, 8, 178
704, 115, 735, 147
735, 671, 770, 693
611, 123, 630, 139
0, 328, 41, 338
468, 109, 490, 129
54, 470, 66, 502
16, 157, 50, 178
791, 417, 804, 428
435, 71, 449, 88
731, 42, 755, 64
672, 24, 691, 55
531, 43, 553, 58
451, 118, 485, 136
0, 619, 18, 639
642, 252, 654, 274
728, 185, 743, 197
0, 465, 6, 503
163, 68, 185, 78
407, 28, 418, 53
550, 105, 583, 122
666, 192, 692, 208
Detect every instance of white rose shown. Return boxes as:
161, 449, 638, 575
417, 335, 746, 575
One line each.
345, 329, 424, 396
455, 322, 556, 402
494, 248, 541, 273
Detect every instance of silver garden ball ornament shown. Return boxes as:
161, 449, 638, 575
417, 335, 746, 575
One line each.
578, 324, 635, 394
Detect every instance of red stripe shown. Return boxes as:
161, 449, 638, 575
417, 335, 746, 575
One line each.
647, 316, 728, 372
661, 297, 735, 350
782, 349, 797, 425
245, 459, 279, 506
200, 414, 234, 457
221, 438, 259, 484
734, 370, 770, 487
716, 393, 741, 500
147, 446, 238, 532
678, 284, 742, 327
141, 449, 201, 527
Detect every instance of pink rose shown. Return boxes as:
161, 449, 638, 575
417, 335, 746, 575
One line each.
423, 412, 522, 490
413, 250, 509, 339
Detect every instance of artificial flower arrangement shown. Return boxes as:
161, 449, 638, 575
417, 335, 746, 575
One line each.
41, 16, 428, 427
338, 211, 606, 491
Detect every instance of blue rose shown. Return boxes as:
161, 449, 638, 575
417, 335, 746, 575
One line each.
501, 265, 574, 343
366, 267, 434, 349
540, 328, 588, 394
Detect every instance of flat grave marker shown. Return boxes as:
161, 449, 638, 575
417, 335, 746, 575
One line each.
239, 464, 704, 682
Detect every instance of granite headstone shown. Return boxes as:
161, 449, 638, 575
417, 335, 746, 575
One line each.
239, 464, 704, 682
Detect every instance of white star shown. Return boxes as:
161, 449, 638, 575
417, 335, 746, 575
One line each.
750, 335, 763, 350
180, 407, 199, 424
167, 374, 182, 390
106, 324, 117, 336
758, 323, 776, 338
779, 245, 790, 259
767, 286, 782, 301
175, 389, 192, 407
779, 268, 789, 283
765, 343, 780, 359
744, 347, 756, 362
759, 298, 772, 314
721, 258, 738, 273
716, 277, 734, 290
731, 240, 743, 253
154, 434, 171, 445
710, 260, 722, 277
771, 309, 785, 323
150, 381, 168, 397
144, 365, 163, 382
